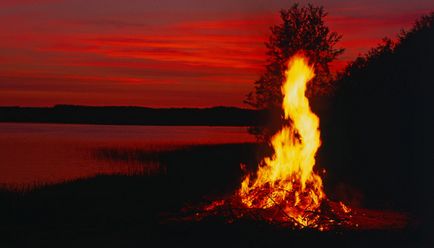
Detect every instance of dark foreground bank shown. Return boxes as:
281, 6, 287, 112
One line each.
0, 143, 431, 248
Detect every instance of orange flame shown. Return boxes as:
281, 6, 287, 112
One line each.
239, 54, 325, 226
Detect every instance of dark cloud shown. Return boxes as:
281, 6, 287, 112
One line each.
0, 0, 432, 107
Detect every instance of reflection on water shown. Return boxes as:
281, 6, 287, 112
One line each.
0, 123, 255, 187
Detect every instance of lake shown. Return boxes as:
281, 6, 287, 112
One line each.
0, 123, 255, 188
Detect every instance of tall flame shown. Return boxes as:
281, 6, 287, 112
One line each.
239, 54, 325, 226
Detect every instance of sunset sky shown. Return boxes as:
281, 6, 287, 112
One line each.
1, 0, 433, 108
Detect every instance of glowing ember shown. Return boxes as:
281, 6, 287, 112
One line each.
339, 201, 352, 214
238, 54, 325, 227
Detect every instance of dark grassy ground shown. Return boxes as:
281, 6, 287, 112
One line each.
0, 143, 431, 247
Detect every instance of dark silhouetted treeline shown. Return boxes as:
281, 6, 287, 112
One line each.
0, 105, 267, 126
322, 12, 433, 218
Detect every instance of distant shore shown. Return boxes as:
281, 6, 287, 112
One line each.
0, 105, 268, 126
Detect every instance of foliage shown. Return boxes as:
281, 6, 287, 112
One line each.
245, 4, 344, 109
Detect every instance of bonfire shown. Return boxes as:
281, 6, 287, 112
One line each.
168, 53, 408, 231
238, 54, 325, 228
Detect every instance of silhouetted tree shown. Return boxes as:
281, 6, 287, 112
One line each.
245, 4, 344, 109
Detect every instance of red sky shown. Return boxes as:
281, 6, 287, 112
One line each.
0, 0, 433, 108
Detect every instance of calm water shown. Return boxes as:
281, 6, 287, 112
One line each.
0, 123, 255, 187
